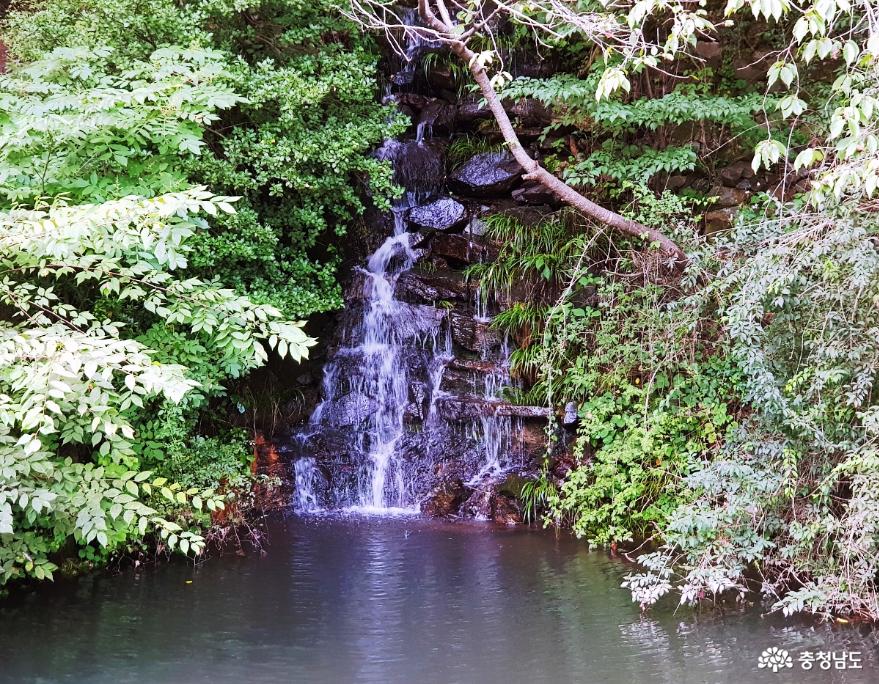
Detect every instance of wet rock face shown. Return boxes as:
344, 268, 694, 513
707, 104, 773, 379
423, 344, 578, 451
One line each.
449, 311, 502, 353
449, 151, 524, 197
439, 358, 504, 395
288, 46, 570, 519
428, 233, 483, 265
376, 140, 445, 198
420, 479, 467, 517
395, 269, 470, 304
491, 493, 522, 525
408, 197, 468, 231
435, 397, 551, 423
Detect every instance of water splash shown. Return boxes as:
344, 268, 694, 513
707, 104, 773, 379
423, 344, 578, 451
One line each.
293, 456, 322, 513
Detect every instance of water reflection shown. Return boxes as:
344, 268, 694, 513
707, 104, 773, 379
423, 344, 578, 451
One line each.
0, 516, 876, 683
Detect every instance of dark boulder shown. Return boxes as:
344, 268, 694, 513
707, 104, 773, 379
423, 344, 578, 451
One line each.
456, 97, 494, 124
508, 98, 553, 127
344, 270, 374, 303
408, 197, 468, 232
449, 151, 524, 197
705, 207, 738, 233
438, 365, 480, 396
449, 311, 502, 353
376, 139, 445, 198
709, 185, 749, 208
666, 175, 690, 191
695, 41, 723, 68
719, 160, 755, 186
439, 359, 507, 396
420, 479, 467, 517
492, 493, 522, 525
512, 181, 557, 205
395, 270, 470, 304
428, 233, 485, 265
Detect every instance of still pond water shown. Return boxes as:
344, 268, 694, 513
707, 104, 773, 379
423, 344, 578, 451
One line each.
1, 515, 877, 684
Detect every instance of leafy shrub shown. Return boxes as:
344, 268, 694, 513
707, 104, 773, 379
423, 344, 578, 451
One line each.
4, 0, 403, 318
626, 206, 879, 619
0, 189, 313, 585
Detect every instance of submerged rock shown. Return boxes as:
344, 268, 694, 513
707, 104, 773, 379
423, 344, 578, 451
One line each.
449, 151, 523, 197
492, 493, 522, 525
408, 197, 468, 232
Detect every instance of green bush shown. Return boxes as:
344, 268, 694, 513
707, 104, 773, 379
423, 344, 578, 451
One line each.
0, 35, 316, 586
4, 0, 403, 318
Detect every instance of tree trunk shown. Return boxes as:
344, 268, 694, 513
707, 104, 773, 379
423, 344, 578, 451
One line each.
417, 0, 687, 265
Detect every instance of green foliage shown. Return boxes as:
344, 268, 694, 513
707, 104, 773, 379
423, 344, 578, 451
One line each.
477, 207, 741, 547
519, 467, 554, 524
563, 144, 698, 188
467, 211, 592, 296
505, 76, 768, 136
501, 68, 772, 220
0, 0, 397, 588
0, 188, 314, 583
165, 433, 253, 491
4, 0, 401, 319
625, 206, 879, 619
548, 357, 741, 545
0, 46, 239, 206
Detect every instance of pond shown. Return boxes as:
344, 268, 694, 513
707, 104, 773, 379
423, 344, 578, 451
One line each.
1, 515, 876, 683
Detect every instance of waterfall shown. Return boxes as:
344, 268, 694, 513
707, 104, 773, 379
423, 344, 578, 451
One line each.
288, 11, 545, 518
467, 296, 523, 487
293, 456, 321, 513
304, 210, 433, 512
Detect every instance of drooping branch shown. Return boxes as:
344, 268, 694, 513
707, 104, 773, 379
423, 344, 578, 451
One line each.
418, 0, 687, 264
346, 0, 689, 265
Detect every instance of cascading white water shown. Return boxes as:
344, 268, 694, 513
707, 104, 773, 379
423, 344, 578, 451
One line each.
303, 205, 452, 512
290, 9, 532, 517
293, 456, 321, 513
358, 213, 418, 509
467, 296, 522, 484
415, 120, 433, 144
296, 209, 524, 513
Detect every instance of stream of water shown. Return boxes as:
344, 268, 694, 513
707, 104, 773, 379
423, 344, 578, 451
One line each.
1, 515, 876, 684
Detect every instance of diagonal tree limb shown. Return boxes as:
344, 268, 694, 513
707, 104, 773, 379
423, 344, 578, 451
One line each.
418, 0, 688, 266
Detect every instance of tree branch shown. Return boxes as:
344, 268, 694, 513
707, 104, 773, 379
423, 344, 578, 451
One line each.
416, 0, 687, 265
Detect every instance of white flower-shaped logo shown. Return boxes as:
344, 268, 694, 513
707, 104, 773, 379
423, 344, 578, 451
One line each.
758, 647, 794, 673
